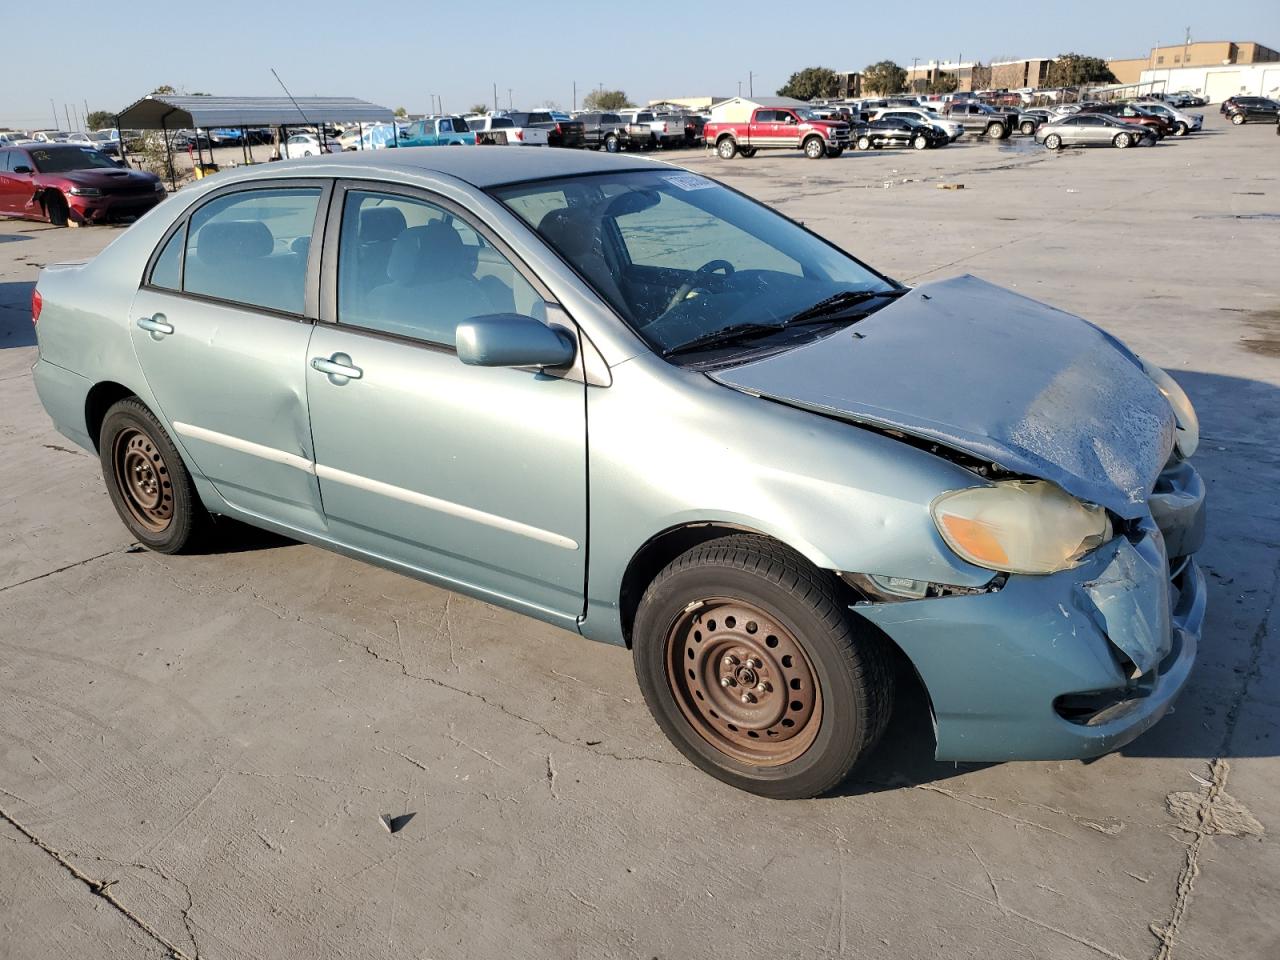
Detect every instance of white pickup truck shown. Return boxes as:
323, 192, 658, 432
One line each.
617, 110, 685, 148
466, 115, 550, 146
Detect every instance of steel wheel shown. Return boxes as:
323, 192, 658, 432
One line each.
665, 598, 822, 766
111, 427, 174, 533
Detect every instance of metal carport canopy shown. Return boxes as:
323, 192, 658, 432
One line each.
115, 95, 395, 129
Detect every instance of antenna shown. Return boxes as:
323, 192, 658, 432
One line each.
271, 67, 311, 125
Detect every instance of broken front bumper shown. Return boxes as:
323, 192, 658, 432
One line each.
855, 458, 1206, 762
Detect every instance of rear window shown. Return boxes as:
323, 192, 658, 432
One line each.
637, 112, 655, 122
529, 112, 552, 123
602, 114, 621, 123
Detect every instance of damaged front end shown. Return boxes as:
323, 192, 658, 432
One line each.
852, 455, 1206, 761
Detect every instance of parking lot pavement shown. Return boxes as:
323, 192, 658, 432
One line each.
1, 114, 1277, 960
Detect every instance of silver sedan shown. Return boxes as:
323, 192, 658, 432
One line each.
1035, 113, 1156, 150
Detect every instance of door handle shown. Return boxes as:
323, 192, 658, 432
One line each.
136, 314, 174, 336
312, 353, 363, 381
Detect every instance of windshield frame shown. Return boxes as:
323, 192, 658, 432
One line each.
487, 169, 902, 360
28, 146, 121, 173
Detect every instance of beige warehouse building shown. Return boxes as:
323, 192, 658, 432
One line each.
1109, 40, 1279, 85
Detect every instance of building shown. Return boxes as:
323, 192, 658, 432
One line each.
707, 97, 810, 123
904, 61, 978, 94
990, 58, 1054, 90
647, 96, 728, 113
1109, 40, 1279, 86
1140, 61, 1280, 102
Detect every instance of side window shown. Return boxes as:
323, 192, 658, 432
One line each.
438, 119, 453, 133
183, 187, 320, 314
337, 190, 546, 347
0, 151, 10, 173
149, 225, 184, 290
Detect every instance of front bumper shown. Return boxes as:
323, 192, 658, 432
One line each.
856, 458, 1206, 762
68, 191, 162, 224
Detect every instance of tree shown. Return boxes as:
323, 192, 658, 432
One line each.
582, 89, 632, 111
394, 106, 408, 118
861, 61, 908, 95
1045, 54, 1118, 88
151, 84, 177, 96
776, 67, 842, 101
468, 103, 489, 116
926, 72, 959, 95
86, 110, 115, 131
541, 99, 562, 110
970, 63, 992, 91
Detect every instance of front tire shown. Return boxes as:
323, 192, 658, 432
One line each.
99, 398, 208, 553
1044, 133, 1062, 151
803, 136, 825, 159
604, 134, 620, 153
716, 137, 738, 160
740, 147, 758, 158
1174, 121, 1189, 136
856, 135, 872, 151
632, 535, 894, 799
1231, 113, 1245, 125
45, 191, 69, 227
987, 122, 1007, 139
912, 134, 928, 150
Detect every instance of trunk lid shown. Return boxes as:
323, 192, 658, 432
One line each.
708, 275, 1175, 519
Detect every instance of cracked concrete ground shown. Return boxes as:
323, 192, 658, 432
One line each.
1, 114, 1277, 960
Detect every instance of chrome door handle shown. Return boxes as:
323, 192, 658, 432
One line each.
312, 353, 363, 381
136, 314, 174, 336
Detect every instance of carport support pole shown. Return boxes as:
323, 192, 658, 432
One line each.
242, 127, 250, 165
358, 122, 363, 151
161, 115, 176, 192
116, 115, 129, 168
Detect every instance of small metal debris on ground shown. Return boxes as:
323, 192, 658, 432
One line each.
937, 183, 964, 190
379, 813, 416, 834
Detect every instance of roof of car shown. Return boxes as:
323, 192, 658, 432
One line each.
253, 145, 662, 188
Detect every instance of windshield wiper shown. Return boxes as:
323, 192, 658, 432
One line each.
785, 288, 908, 325
663, 321, 788, 357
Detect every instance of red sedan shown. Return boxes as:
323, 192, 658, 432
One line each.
0, 143, 165, 226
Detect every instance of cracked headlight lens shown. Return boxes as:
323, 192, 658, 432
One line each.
1140, 359, 1199, 457
932, 480, 1113, 575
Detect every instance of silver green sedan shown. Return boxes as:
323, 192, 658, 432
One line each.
1035, 113, 1156, 150
32, 149, 1206, 798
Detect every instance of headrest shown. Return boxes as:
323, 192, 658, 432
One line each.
386, 221, 468, 284
360, 206, 407, 243
538, 208, 596, 259
196, 220, 273, 265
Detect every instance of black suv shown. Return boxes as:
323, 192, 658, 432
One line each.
1221, 97, 1280, 125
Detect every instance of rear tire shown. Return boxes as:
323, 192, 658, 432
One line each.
912, 134, 928, 150
44, 191, 69, 227
987, 122, 1007, 139
98, 398, 208, 554
856, 135, 872, 151
826, 146, 844, 158
1020, 120, 1036, 135
1231, 113, 1245, 125
1114, 133, 1131, 149
716, 137, 738, 160
740, 147, 758, 158
1174, 121, 1189, 136
604, 134, 620, 153
632, 535, 894, 799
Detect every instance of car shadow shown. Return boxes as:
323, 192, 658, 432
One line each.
198, 516, 297, 555
0, 280, 37, 349
0, 233, 33, 244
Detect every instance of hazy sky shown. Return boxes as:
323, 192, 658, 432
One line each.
5, 0, 1278, 128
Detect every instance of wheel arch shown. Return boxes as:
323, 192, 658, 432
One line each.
85, 380, 141, 451
617, 521, 836, 648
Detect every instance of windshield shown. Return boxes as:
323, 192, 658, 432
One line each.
492, 170, 895, 356
29, 147, 119, 172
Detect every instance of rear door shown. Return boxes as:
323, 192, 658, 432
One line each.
305, 184, 588, 621
128, 181, 328, 532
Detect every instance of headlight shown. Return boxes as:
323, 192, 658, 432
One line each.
1140, 359, 1199, 457
931, 480, 1113, 575
68, 186, 101, 197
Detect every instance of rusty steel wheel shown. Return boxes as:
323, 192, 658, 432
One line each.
633, 534, 894, 798
99, 397, 206, 553
113, 428, 174, 532
666, 599, 821, 766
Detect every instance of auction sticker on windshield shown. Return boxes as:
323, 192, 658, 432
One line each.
664, 173, 716, 192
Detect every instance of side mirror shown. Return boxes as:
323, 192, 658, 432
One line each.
456, 314, 575, 369
12, 165, 33, 174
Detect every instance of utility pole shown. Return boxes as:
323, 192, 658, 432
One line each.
748, 71, 754, 97
508, 88, 513, 110
493, 82, 498, 113
573, 80, 577, 111
912, 57, 919, 93
50, 99, 59, 130
737, 80, 742, 97
64, 104, 72, 131
1182, 26, 1191, 68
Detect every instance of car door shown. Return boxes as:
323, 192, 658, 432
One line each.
128, 180, 328, 532
0, 149, 36, 215
0, 150, 13, 214
778, 111, 802, 147
305, 184, 587, 623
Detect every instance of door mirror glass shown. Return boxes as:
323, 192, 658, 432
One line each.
12, 165, 32, 174
456, 314, 575, 368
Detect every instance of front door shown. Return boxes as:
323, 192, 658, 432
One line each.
0, 150, 35, 216
306, 185, 587, 622
128, 182, 328, 532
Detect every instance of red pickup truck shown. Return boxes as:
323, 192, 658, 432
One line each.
704, 107, 852, 160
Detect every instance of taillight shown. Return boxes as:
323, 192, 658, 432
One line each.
555, 123, 563, 135
31, 288, 42, 325
514, 129, 524, 140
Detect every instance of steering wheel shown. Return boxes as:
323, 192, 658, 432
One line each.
662, 259, 735, 315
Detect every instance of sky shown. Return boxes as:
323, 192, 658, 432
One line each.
5, 0, 1279, 128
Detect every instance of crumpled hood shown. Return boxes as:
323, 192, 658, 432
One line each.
709, 275, 1175, 519
51, 168, 158, 190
